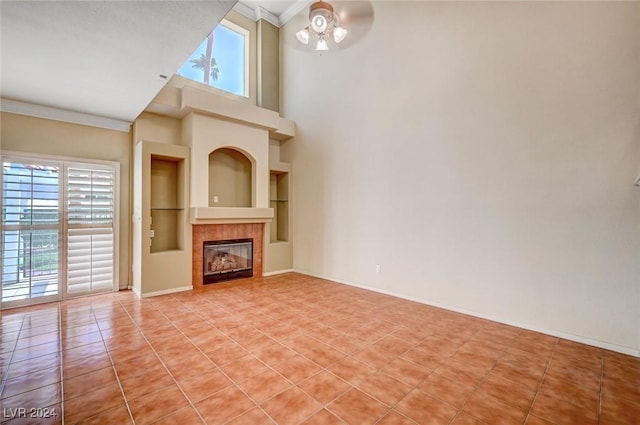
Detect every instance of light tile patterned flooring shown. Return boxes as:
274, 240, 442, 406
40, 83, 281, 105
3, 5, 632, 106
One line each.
1, 273, 638, 424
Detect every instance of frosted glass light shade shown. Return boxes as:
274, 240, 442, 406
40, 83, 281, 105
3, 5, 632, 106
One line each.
333, 26, 347, 43
296, 28, 310, 45
311, 15, 328, 33
315, 38, 328, 51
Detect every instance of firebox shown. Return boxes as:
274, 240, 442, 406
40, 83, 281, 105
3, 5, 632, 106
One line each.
203, 239, 253, 284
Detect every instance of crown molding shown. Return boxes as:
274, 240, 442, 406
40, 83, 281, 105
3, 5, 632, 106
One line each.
232, 2, 258, 22
0, 98, 131, 132
233, 3, 282, 27
234, 1, 312, 27
255, 6, 280, 27
279, 0, 313, 26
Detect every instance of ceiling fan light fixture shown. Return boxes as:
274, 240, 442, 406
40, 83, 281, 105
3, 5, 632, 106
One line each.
297, 1, 347, 51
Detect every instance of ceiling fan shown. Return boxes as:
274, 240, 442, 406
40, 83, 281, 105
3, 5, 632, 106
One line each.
287, 1, 374, 52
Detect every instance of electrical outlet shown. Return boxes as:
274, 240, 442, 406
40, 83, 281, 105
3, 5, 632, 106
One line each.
375, 265, 381, 273
213, 196, 219, 203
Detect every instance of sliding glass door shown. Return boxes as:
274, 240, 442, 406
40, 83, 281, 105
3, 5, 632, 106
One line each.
1, 155, 118, 309
1, 159, 61, 306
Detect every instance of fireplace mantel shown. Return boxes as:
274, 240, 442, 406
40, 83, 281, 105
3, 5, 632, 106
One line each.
190, 207, 274, 224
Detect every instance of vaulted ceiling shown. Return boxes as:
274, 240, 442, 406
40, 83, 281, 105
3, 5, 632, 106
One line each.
0, 0, 301, 124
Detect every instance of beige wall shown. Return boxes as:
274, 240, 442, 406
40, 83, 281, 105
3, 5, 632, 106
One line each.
183, 113, 270, 209
282, 2, 640, 353
257, 19, 280, 112
132, 112, 182, 145
0, 112, 131, 288
209, 148, 252, 207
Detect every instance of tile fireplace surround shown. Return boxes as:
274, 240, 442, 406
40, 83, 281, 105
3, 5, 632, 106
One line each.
192, 223, 264, 289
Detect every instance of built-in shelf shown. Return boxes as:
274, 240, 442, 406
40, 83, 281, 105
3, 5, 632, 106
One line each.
150, 156, 185, 253
270, 171, 289, 243
133, 140, 191, 297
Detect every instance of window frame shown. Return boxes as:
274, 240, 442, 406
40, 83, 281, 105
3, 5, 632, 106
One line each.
1, 150, 120, 308
218, 19, 250, 99
178, 18, 251, 100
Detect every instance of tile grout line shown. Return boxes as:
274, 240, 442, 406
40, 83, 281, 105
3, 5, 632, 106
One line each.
174, 293, 394, 424
166, 295, 285, 425
183, 287, 542, 425
320, 319, 441, 425
279, 326, 393, 423
91, 299, 137, 425
521, 336, 559, 425
0, 312, 24, 397
116, 299, 203, 424
436, 328, 485, 425
123, 296, 272, 425
278, 300, 472, 423
417, 324, 529, 425
175, 293, 315, 423
2, 306, 64, 423
58, 303, 65, 425
597, 354, 604, 424
391, 321, 489, 425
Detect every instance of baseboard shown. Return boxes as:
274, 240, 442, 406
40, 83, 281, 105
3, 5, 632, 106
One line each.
294, 269, 640, 358
263, 269, 295, 277
137, 285, 192, 298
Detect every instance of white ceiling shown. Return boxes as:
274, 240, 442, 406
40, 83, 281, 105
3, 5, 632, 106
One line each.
0, 1, 236, 123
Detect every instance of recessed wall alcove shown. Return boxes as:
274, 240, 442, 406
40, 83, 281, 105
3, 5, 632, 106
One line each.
208, 148, 253, 207
185, 112, 274, 224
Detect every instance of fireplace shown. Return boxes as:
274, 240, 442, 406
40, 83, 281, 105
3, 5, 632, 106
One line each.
192, 224, 263, 289
203, 238, 253, 284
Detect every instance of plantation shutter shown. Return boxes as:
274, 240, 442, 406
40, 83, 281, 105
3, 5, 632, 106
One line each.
66, 166, 115, 296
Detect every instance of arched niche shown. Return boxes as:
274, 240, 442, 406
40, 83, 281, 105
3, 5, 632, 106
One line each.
208, 148, 253, 207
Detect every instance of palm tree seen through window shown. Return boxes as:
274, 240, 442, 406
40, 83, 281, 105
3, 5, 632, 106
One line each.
178, 20, 247, 97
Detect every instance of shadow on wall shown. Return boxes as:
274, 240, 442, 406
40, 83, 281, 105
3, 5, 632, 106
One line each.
281, 127, 326, 273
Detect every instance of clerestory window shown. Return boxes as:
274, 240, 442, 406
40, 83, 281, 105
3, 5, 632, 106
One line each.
177, 19, 249, 98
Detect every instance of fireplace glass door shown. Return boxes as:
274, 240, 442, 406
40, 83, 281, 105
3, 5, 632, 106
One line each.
203, 239, 253, 284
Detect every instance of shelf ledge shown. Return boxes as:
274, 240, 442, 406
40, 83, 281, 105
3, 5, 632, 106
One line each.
190, 207, 274, 224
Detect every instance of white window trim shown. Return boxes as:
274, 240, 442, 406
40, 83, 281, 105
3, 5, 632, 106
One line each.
219, 19, 251, 99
